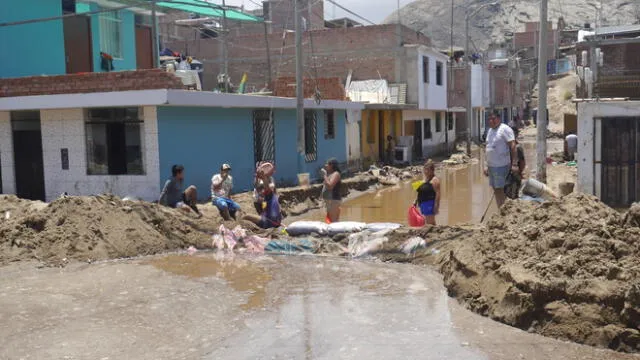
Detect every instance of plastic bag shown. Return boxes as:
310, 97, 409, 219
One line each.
408, 206, 425, 227
347, 230, 390, 258
366, 222, 402, 232
219, 224, 237, 250
243, 235, 269, 254
327, 221, 367, 235
286, 221, 329, 236
400, 237, 426, 254
212, 234, 224, 249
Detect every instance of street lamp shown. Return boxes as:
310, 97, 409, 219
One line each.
465, 1, 499, 156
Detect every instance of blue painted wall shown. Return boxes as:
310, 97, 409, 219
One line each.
157, 106, 347, 200
0, 0, 66, 78
85, 3, 137, 72
273, 109, 347, 184
157, 106, 256, 199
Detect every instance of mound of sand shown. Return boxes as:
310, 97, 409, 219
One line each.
0, 195, 218, 266
434, 193, 640, 352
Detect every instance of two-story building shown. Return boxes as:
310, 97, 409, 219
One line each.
450, 63, 491, 142
0, 1, 363, 202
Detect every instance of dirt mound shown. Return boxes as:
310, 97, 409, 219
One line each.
435, 193, 640, 352
0, 195, 219, 266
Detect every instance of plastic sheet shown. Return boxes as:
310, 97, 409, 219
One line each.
400, 237, 426, 254
347, 230, 390, 258
265, 239, 315, 254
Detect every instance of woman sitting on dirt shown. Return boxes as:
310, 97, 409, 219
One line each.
243, 162, 282, 229
415, 159, 441, 225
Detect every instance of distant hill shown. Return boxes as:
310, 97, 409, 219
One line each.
383, 0, 640, 50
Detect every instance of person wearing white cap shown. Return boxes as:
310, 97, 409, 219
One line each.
211, 163, 240, 220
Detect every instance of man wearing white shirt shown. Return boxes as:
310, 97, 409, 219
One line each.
484, 111, 520, 208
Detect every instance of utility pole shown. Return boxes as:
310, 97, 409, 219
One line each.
222, 0, 229, 92
151, 0, 159, 68
263, 20, 272, 86
536, 0, 548, 183
465, 13, 472, 156
446, 0, 453, 155
295, 0, 305, 173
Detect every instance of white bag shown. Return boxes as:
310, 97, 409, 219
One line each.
327, 221, 367, 235
366, 222, 402, 232
286, 221, 329, 236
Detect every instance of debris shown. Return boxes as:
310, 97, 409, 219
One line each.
186, 246, 198, 255
399, 237, 426, 254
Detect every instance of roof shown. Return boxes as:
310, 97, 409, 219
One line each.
155, 0, 261, 22
595, 24, 640, 36
0, 90, 364, 111
364, 103, 417, 110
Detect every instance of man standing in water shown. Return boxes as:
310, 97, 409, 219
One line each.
484, 111, 519, 208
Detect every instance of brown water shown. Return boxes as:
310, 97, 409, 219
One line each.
339, 139, 565, 226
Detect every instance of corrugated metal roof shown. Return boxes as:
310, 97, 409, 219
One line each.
595, 24, 640, 36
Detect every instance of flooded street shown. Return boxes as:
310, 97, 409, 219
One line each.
1, 254, 637, 360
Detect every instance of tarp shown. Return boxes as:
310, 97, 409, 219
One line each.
346, 80, 389, 104
155, 0, 262, 22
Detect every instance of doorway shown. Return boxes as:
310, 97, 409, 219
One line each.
64, 15, 93, 73
12, 111, 45, 201
413, 120, 423, 161
135, 25, 154, 69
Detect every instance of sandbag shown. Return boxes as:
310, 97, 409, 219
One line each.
347, 230, 389, 258
327, 221, 367, 235
285, 221, 329, 236
366, 222, 402, 232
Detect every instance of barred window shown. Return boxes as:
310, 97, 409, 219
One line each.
324, 110, 335, 139
99, 10, 122, 58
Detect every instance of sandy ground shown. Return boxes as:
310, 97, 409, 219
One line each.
530, 72, 578, 134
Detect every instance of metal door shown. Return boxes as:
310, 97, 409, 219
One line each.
601, 117, 639, 206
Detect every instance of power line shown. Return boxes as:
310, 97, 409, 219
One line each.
324, 0, 375, 25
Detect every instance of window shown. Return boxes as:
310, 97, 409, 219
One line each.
99, 10, 122, 58
422, 56, 429, 83
436, 61, 443, 86
324, 110, 335, 139
447, 112, 454, 130
62, 0, 76, 14
435, 112, 442, 132
253, 109, 275, 163
85, 108, 144, 175
423, 118, 432, 139
304, 110, 317, 162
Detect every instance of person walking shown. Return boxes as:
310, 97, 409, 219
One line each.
484, 111, 519, 208
415, 159, 441, 225
211, 163, 241, 220
320, 158, 342, 223
158, 165, 201, 217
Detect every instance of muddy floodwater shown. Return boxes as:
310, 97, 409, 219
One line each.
0, 139, 599, 359
1, 254, 637, 360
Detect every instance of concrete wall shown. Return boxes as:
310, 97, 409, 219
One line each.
0, 107, 160, 201
576, 102, 640, 198
0, 112, 16, 194
418, 49, 448, 111
0, 0, 66, 78
156, 106, 347, 199
39, 107, 160, 201
402, 110, 455, 156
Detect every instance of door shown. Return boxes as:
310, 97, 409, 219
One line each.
136, 25, 154, 69
12, 113, 45, 201
413, 120, 423, 160
601, 117, 639, 207
64, 15, 93, 73
378, 111, 385, 160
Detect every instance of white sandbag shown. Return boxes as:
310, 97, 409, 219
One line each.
347, 230, 389, 258
400, 237, 426, 254
327, 221, 367, 235
366, 222, 402, 232
286, 221, 329, 236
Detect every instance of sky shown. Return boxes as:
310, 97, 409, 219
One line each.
211, 0, 413, 24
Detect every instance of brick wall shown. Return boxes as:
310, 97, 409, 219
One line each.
272, 77, 345, 100
165, 24, 430, 90
449, 66, 467, 107
513, 30, 557, 58
0, 70, 183, 97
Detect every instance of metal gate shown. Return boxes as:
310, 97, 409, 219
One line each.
253, 109, 275, 163
601, 117, 640, 206
304, 110, 317, 162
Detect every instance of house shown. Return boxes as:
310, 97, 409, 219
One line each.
449, 63, 491, 141
0, 0, 159, 78
0, 71, 362, 202
400, 45, 455, 159
576, 100, 640, 207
